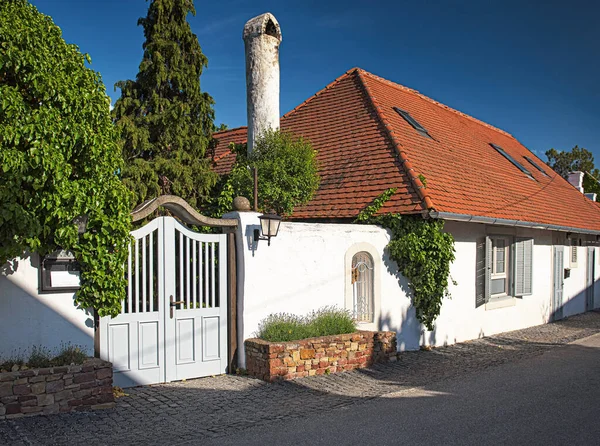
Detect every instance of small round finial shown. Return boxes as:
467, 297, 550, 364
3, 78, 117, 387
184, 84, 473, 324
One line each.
232, 196, 251, 211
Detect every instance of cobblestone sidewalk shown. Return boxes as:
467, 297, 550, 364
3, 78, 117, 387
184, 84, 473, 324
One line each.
2, 311, 600, 446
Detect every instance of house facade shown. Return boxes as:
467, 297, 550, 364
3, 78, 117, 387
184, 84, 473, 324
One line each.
2, 12, 599, 379
214, 30, 600, 366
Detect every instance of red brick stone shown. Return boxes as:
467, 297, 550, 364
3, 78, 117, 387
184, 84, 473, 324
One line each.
5, 403, 20, 415
268, 345, 284, 354
46, 380, 64, 393
13, 384, 31, 395
18, 395, 37, 406
73, 373, 95, 384
95, 368, 112, 380
79, 381, 97, 390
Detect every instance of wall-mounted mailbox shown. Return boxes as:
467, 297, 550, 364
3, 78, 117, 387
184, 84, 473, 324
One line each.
40, 250, 81, 292
564, 267, 571, 280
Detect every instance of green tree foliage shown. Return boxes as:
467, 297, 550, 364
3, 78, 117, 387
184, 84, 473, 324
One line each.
112, 0, 217, 209
0, 0, 131, 316
546, 146, 600, 199
217, 130, 320, 216
356, 189, 456, 331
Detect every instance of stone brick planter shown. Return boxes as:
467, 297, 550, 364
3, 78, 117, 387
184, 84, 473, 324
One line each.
0, 358, 114, 419
245, 331, 397, 382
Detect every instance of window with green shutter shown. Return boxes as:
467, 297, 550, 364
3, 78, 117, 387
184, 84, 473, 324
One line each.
476, 235, 534, 307
514, 238, 533, 296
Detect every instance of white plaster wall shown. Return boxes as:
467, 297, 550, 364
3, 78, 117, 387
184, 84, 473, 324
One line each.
0, 255, 94, 359
229, 214, 597, 367
561, 242, 589, 318
225, 212, 411, 368
435, 222, 555, 346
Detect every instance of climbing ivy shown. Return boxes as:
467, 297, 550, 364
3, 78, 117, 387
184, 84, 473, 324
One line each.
356, 189, 456, 330
0, 1, 131, 317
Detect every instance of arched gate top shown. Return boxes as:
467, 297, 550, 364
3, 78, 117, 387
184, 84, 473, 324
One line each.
131, 195, 238, 228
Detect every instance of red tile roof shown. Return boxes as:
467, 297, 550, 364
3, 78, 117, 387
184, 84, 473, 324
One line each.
213, 68, 600, 232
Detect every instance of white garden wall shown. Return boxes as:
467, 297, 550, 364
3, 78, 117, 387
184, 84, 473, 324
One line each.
228, 212, 599, 368
0, 254, 94, 359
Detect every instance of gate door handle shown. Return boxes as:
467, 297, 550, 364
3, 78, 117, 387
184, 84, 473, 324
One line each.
169, 295, 185, 318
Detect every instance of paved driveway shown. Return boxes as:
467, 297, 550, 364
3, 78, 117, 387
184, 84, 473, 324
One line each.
1, 312, 600, 445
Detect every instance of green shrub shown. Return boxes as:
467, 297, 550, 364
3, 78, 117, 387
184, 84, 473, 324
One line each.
52, 344, 87, 366
0, 344, 87, 371
0, 355, 24, 371
27, 346, 53, 369
308, 306, 356, 337
217, 129, 320, 216
256, 306, 357, 342
256, 313, 310, 342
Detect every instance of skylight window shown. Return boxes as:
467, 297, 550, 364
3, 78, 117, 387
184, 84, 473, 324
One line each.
490, 144, 534, 180
524, 156, 548, 176
393, 107, 431, 138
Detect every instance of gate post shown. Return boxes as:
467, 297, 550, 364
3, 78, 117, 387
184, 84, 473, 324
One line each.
226, 230, 238, 373
93, 309, 100, 358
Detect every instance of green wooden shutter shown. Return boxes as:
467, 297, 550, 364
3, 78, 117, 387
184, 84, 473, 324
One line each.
514, 237, 533, 296
476, 236, 492, 307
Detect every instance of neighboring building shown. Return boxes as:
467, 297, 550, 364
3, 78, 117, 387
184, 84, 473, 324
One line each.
214, 65, 600, 366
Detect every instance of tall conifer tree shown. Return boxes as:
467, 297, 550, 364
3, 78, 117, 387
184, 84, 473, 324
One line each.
113, 0, 216, 209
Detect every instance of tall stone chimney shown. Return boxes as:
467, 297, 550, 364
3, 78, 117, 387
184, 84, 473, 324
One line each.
243, 13, 282, 155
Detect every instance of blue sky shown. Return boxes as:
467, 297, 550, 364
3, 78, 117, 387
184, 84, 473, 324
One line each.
30, 0, 600, 161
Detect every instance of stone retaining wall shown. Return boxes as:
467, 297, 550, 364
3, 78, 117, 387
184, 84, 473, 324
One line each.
245, 331, 397, 382
0, 358, 114, 419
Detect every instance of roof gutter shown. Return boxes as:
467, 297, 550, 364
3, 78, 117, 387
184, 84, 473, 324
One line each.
428, 210, 600, 236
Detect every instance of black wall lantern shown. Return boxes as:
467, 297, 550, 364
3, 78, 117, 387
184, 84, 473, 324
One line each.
254, 213, 282, 246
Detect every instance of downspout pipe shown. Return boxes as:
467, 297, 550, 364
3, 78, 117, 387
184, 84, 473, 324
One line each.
428, 210, 600, 236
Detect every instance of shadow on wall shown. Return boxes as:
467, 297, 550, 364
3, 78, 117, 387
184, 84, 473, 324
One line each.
0, 257, 94, 359
380, 247, 448, 350
551, 277, 600, 322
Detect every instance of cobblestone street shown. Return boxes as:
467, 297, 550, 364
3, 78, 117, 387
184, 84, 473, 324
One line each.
2, 311, 600, 446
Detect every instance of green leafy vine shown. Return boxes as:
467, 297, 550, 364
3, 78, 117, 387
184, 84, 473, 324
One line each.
0, 1, 132, 318
356, 188, 456, 330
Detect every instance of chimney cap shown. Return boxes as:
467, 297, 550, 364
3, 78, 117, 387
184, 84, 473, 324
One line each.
243, 12, 282, 42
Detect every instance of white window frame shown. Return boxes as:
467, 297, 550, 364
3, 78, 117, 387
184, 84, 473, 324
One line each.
490, 236, 510, 298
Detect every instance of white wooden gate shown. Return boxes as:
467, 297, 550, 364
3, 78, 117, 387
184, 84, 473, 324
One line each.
100, 216, 228, 388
